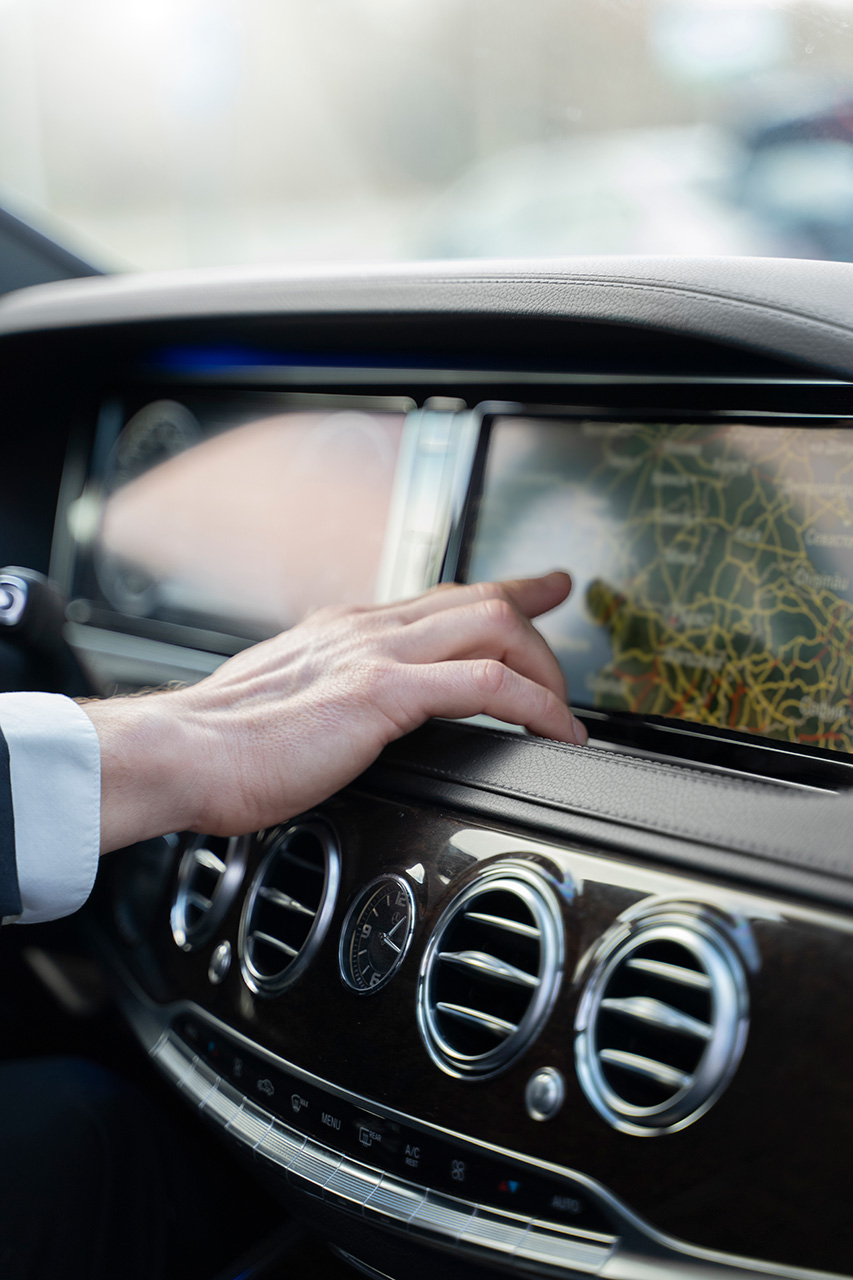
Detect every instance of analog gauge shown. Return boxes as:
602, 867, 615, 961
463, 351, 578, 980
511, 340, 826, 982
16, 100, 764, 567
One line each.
108, 400, 202, 491
95, 400, 202, 615
339, 875, 416, 993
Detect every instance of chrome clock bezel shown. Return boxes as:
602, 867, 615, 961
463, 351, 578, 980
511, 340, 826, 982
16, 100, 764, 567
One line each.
339, 874, 417, 994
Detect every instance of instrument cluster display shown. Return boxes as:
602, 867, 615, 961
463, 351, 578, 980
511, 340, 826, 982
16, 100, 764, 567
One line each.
65, 394, 405, 646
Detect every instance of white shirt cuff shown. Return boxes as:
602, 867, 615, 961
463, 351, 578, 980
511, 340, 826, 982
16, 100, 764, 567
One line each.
0, 692, 101, 924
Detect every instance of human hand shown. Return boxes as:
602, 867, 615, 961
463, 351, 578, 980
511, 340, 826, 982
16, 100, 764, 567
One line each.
83, 572, 587, 853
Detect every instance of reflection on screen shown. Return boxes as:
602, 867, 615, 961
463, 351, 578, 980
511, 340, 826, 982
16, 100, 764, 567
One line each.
95, 408, 404, 637
465, 416, 853, 755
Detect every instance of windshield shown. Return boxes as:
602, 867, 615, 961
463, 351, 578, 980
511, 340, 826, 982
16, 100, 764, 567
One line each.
1, 0, 852, 271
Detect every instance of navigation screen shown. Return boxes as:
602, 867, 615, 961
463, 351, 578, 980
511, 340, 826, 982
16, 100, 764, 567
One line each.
464, 415, 853, 755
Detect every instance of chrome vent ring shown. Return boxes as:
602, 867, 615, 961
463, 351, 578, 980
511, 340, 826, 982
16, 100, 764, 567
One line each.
239, 820, 340, 996
171, 833, 248, 951
417, 863, 564, 1079
575, 913, 749, 1136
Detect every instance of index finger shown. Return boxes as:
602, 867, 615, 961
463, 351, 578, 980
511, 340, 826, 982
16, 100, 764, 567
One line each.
398, 571, 573, 623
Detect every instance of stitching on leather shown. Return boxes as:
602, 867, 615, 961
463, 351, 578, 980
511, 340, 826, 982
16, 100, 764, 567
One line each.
400, 756, 819, 859
522, 739, 778, 793
445, 725, 783, 795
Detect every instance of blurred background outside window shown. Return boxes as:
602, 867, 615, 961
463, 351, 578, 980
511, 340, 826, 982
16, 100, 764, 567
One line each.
1, 0, 852, 271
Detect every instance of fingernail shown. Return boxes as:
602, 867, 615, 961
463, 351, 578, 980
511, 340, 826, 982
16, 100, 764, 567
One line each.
571, 714, 588, 745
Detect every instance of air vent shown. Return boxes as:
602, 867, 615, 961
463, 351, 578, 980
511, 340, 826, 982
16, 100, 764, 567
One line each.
238, 820, 340, 996
417, 863, 564, 1078
171, 834, 248, 951
575, 913, 749, 1135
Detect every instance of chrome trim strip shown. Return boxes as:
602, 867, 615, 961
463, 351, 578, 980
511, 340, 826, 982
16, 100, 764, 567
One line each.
519, 1224, 613, 1270
151, 1033, 610, 1272
227, 1099, 274, 1148
324, 1159, 381, 1208
410, 1190, 476, 1240
136, 1001, 849, 1280
460, 1208, 529, 1255
364, 1177, 427, 1222
257, 1122, 306, 1169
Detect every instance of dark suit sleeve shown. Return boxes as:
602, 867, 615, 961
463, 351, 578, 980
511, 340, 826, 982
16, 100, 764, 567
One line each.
0, 726, 22, 918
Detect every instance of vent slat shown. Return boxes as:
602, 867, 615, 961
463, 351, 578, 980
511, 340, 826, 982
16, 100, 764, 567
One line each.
258, 886, 315, 918
186, 891, 214, 913
438, 949, 539, 989
463, 911, 541, 940
436, 1002, 518, 1039
599, 1049, 692, 1091
283, 853, 325, 875
193, 847, 226, 874
250, 930, 299, 959
601, 996, 712, 1041
625, 958, 712, 990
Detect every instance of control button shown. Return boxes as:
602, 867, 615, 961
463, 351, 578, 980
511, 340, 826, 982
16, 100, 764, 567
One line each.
470, 1161, 614, 1235
364, 1175, 426, 1223
344, 1109, 404, 1167
188, 1057, 220, 1109
525, 1067, 565, 1122
155, 1034, 196, 1091
526, 1177, 615, 1235
227, 1099, 274, 1149
257, 1120, 306, 1173
208, 941, 232, 984
317, 1100, 349, 1143
324, 1158, 381, 1209
201, 1079, 240, 1128
287, 1139, 342, 1196
400, 1137, 426, 1175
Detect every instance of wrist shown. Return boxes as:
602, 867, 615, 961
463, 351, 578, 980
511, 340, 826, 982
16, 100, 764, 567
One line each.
80, 691, 201, 853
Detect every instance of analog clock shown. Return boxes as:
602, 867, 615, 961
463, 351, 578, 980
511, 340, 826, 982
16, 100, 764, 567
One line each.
339, 875, 416, 993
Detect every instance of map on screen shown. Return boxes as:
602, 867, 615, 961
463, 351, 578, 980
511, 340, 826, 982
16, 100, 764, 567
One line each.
464, 416, 853, 755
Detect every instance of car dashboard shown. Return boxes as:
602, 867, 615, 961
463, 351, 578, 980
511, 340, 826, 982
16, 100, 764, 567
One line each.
2, 257, 853, 1280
